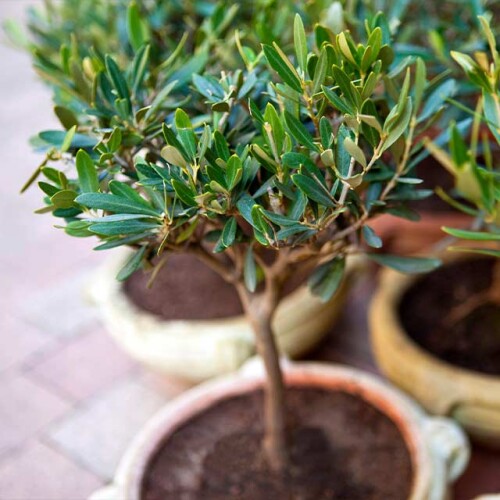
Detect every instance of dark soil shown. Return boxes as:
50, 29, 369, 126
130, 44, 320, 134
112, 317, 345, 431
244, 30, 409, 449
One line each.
399, 257, 500, 375
123, 253, 304, 321
142, 388, 413, 500
123, 253, 243, 320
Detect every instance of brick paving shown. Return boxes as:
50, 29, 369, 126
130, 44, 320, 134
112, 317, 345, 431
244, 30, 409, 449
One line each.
1, 1, 499, 499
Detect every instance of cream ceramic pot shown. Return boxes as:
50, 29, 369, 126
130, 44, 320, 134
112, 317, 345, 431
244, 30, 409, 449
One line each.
87, 249, 361, 382
90, 361, 469, 500
370, 253, 500, 446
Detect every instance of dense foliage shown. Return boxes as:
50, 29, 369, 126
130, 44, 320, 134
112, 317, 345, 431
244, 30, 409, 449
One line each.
426, 17, 500, 256
8, 0, 498, 291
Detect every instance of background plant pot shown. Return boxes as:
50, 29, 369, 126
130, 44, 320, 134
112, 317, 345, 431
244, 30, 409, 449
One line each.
370, 252, 500, 446
90, 360, 468, 500
369, 212, 470, 254
87, 250, 362, 382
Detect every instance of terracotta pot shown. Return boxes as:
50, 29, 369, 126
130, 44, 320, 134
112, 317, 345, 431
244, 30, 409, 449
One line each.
87, 250, 363, 382
369, 212, 470, 255
370, 252, 500, 446
90, 360, 469, 500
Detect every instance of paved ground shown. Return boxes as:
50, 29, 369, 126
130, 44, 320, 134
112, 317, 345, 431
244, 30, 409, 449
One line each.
0, 1, 499, 499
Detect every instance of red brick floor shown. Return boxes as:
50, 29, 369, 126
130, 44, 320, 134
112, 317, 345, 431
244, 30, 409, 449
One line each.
1, 2, 499, 499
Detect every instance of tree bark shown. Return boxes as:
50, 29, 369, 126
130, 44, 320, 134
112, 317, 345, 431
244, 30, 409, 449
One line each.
237, 284, 289, 473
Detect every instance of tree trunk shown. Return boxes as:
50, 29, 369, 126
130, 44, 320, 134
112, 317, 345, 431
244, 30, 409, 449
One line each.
237, 285, 289, 473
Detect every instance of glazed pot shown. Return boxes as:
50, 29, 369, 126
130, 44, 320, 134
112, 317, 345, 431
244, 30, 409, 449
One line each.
370, 252, 500, 446
90, 361, 469, 500
87, 250, 361, 382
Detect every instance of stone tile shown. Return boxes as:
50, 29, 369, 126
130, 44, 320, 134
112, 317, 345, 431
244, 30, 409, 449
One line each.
0, 316, 53, 373
16, 269, 100, 339
0, 374, 70, 457
0, 440, 102, 500
48, 377, 166, 480
28, 330, 137, 402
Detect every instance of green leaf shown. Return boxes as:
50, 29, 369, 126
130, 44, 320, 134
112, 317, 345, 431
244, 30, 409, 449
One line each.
312, 47, 328, 94
145, 80, 177, 121
127, 1, 149, 52
236, 194, 258, 228
264, 103, 285, 153
107, 128, 122, 153
221, 217, 237, 247
294, 14, 308, 74
322, 85, 355, 115
38, 181, 59, 197
447, 247, 500, 258
64, 220, 93, 238
308, 258, 345, 302
75, 193, 160, 216
94, 233, 151, 251
131, 44, 150, 95
483, 90, 500, 143
54, 106, 78, 130
105, 55, 130, 102
161, 145, 188, 168
367, 254, 441, 273
88, 214, 155, 222
335, 124, 352, 177
363, 226, 382, 248
263, 44, 302, 93
343, 137, 366, 169
171, 180, 197, 206
319, 117, 333, 149
284, 111, 318, 151
76, 150, 99, 193
419, 79, 456, 123
244, 247, 257, 292
292, 174, 335, 207
51, 189, 77, 209
251, 205, 273, 238
226, 155, 243, 189
116, 246, 146, 281
277, 225, 315, 240
175, 109, 197, 159
337, 32, 356, 65
442, 227, 500, 241
109, 180, 152, 207
449, 123, 469, 167
61, 125, 76, 153
382, 98, 412, 152
414, 57, 426, 111
332, 65, 361, 110
89, 220, 159, 236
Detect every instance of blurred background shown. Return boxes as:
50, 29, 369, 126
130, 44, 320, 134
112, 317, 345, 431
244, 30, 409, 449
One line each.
0, 1, 499, 499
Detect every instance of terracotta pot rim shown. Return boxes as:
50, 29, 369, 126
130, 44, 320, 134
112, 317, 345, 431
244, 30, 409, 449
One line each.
373, 251, 500, 387
113, 362, 441, 500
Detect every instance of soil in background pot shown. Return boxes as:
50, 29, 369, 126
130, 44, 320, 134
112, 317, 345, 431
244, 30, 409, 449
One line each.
399, 257, 500, 375
123, 254, 243, 320
142, 388, 413, 500
124, 253, 305, 321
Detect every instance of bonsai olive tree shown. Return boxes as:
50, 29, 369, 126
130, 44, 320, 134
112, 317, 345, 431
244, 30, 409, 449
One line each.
21, 6, 460, 471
